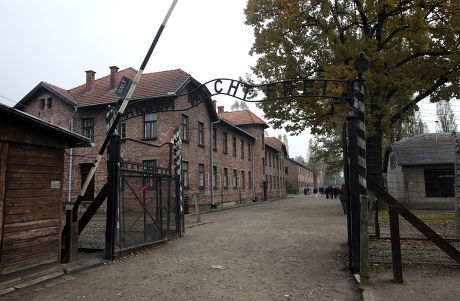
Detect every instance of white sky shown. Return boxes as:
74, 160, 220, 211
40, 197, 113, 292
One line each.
0, 0, 458, 158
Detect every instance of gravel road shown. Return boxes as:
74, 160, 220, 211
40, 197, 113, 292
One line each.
4, 195, 360, 301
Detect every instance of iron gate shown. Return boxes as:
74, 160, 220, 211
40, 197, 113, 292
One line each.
105, 135, 182, 257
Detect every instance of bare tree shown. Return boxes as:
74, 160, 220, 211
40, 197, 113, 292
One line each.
230, 100, 249, 111
436, 100, 457, 133
282, 134, 289, 155
294, 155, 306, 164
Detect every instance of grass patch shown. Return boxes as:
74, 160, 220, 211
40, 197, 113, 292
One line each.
377, 210, 455, 224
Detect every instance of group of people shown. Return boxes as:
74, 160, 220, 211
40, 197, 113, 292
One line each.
303, 184, 348, 215
303, 186, 340, 198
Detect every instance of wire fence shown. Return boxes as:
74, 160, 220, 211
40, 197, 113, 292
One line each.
368, 206, 459, 266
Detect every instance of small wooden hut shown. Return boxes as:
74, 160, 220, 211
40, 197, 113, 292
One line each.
0, 103, 89, 282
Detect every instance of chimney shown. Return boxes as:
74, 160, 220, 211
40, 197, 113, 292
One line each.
85, 70, 96, 92
218, 106, 225, 113
109, 66, 119, 90
212, 100, 217, 111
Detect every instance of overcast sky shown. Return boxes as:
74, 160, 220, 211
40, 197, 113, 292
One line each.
0, 0, 458, 158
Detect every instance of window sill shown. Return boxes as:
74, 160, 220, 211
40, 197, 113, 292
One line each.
198, 144, 205, 148
223, 151, 228, 154
142, 137, 157, 141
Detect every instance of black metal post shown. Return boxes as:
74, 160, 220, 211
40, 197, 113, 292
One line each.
105, 133, 120, 259
342, 121, 353, 270
347, 114, 361, 273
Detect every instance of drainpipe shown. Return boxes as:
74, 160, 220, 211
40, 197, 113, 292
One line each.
252, 140, 255, 201
68, 106, 78, 203
278, 154, 281, 197
210, 118, 221, 207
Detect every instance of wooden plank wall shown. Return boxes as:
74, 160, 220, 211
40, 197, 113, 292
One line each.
0, 143, 64, 275
0, 142, 8, 255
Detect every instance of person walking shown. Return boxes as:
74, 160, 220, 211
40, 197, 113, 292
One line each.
313, 187, 318, 197
339, 184, 347, 215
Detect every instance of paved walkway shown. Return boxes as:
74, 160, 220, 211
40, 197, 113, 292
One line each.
4, 195, 360, 300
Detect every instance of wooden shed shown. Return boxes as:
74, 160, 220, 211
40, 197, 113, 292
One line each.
0, 103, 89, 282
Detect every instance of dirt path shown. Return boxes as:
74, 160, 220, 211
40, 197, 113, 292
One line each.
4, 195, 360, 301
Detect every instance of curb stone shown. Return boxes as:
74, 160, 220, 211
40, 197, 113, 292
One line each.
354, 273, 375, 301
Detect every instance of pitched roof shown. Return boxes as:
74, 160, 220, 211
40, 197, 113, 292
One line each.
70, 68, 191, 106
1, 102, 90, 148
387, 133, 455, 166
218, 110, 268, 128
286, 157, 315, 172
218, 118, 256, 140
16, 68, 193, 108
15, 81, 77, 109
265, 137, 288, 156
265, 137, 282, 150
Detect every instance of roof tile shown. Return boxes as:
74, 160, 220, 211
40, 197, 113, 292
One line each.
69, 68, 190, 106
218, 110, 267, 127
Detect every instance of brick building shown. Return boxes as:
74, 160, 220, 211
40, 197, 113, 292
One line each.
285, 157, 323, 193
15, 67, 288, 207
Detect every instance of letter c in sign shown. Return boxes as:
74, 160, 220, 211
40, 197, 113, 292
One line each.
214, 79, 223, 94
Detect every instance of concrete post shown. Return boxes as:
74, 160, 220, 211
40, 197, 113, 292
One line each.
360, 195, 370, 285
193, 193, 201, 223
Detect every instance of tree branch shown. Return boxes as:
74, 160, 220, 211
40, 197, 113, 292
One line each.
395, 51, 451, 68
390, 76, 449, 126
353, 0, 370, 36
379, 25, 410, 50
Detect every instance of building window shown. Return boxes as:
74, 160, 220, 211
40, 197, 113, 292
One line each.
143, 160, 157, 189
241, 170, 245, 188
198, 163, 205, 187
240, 139, 244, 159
269, 153, 272, 167
223, 168, 228, 188
182, 161, 189, 188
41, 97, 52, 110
198, 122, 204, 146
212, 126, 217, 151
285, 166, 288, 174
263, 158, 265, 174
117, 122, 126, 138
223, 133, 228, 154
424, 169, 454, 197
83, 118, 94, 141
232, 136, 237, 157
181, 115, 188, 141
213, 166, 217, 188
233, 169, 237, 188
248, 143, 251, 161
262, 132, 265, 149
144, 113, 157, 139
248, 171, 252, 189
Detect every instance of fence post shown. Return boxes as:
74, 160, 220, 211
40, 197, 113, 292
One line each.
347, 114, 361, 273
389, 205, 403, 283
360, 195, 370, 285
173, 126, 184, 235
342, 121, 353, 270
105, 133, 120, 259
453, 132, 460, 239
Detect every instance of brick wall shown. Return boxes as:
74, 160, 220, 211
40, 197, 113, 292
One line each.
18, 84, 289, 207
